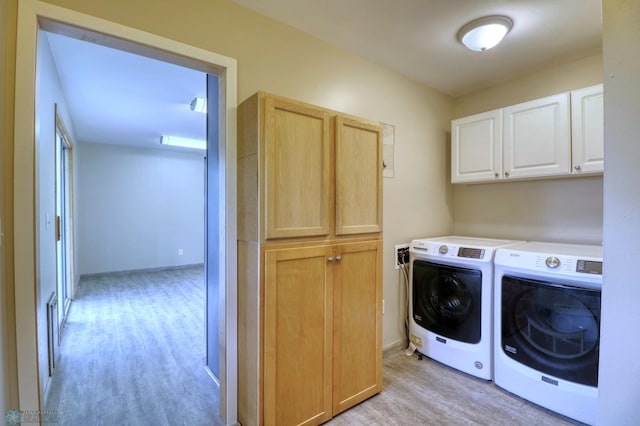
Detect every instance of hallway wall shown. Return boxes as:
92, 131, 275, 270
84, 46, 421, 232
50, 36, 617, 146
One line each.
35, 30, 79, 403
76, 143, 205, 275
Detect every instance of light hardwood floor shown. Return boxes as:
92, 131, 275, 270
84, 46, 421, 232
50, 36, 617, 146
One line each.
45, 267, 582, 425
45, 266, 223, 426
329, 347, 583, 426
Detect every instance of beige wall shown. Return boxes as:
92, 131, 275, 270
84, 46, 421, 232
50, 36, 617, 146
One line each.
453, 53, 603, 119
600, 1, 640, 423
452, 53, 604, 244
0, 0, 18, 416
3, 1, 453, 404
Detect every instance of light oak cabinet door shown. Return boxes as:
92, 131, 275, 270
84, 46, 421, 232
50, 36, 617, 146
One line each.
571, 84, 604, 174
264, 245, 334, 426
264, 96, 332, 239
332, 240, 382, 414
503, 93, 571, 179
451, 109, 503, 183
335, 116, 383, 235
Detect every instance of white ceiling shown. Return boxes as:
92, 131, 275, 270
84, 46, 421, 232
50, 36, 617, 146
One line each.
45, 31, 207, 151
232, 0, 602, 97
43, 0, 602, 151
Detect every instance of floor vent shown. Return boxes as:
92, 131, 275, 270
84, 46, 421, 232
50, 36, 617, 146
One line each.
47, 292, 59, 377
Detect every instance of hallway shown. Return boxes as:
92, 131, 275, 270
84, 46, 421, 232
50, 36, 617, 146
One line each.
45, 266, 221, 425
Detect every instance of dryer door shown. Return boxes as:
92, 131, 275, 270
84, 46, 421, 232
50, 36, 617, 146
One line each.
501, 275, 601, 387
412, 260, 482, 343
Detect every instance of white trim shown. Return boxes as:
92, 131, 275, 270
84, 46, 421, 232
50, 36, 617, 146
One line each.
14, 1, 238, 423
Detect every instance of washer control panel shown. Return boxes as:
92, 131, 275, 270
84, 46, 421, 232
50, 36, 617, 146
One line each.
576, 259, 603, 275
458, 247, 486, 259
545, 256, 561, 269
412, 241, 488, 260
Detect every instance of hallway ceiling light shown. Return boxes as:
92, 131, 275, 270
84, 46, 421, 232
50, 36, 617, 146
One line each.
160, 135, 206, 150
190, 96, 207, 113
457, 16, 513, 52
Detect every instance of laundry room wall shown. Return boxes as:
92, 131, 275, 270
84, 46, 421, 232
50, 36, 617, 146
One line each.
24, 0, 455, 349
451, 53, 604, 244
76, 143, 205, 276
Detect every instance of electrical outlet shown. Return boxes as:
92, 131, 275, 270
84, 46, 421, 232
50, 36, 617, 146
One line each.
395, 244, 410, 269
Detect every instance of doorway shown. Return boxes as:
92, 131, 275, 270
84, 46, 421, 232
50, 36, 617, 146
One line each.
13, 1, 238, 423
54, 106, 74, 334
40, 27, 217, 420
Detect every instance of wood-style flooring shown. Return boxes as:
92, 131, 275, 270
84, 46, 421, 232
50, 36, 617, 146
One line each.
45, 266, 222, 426
46, 266, 583, 425
329, 348, 583, 425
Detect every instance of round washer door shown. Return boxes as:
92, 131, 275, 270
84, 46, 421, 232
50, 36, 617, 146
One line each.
427, 273, 472, 324
412, 260, 482, 343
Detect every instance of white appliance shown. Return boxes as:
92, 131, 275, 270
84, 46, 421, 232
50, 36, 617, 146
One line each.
494, 242, 603, 425
409, 236, 523, 380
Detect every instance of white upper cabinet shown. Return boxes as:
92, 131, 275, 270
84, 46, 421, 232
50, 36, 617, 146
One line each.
571, 84, 604, 174
451, 109, 502, 183
503, 93, 571, 180
451, 85, 603, 184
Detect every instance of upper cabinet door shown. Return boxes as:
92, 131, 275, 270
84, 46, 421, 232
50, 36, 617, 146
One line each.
451, 109, 503, 183
571, 84, 604, 174
264, 96, 332, 239
503, 93, 571, 179
335, 115, 383, 236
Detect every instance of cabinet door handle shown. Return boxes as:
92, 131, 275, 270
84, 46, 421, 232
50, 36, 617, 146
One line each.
336, 256, 342, 262
505, 171, 510, 178
575, 165, 582, 171
494, 172, 499, 178
328, 257, 335, 263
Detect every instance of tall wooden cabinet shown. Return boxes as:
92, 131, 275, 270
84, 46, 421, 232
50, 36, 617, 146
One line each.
238, 92, 383, 426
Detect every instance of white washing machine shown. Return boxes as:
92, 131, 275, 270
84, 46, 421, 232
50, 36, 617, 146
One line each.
494, 242, 603, 425
409, 236, 523, 380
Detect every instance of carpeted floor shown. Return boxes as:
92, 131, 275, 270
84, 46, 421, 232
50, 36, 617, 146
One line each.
45, 266, 222, 426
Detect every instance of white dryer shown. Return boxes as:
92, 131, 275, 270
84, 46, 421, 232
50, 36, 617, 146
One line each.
494, 242, 603, 425
409, 236, 522, 380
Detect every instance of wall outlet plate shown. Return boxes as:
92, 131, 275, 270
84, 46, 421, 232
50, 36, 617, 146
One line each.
395, 243, 410, 269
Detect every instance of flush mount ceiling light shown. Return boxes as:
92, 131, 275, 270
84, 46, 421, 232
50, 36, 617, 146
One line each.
457, 16, 513, 52
189, 96, 207, 113
160, 135, 206, 150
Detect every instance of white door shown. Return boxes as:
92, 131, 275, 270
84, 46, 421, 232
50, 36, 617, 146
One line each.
55, 113, 73, 334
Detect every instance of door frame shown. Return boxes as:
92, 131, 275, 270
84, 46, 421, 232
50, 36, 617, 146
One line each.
14, 1, 238, 423
54, 104, 75, 331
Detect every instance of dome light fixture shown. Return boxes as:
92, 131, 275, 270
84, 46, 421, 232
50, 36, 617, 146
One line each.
457, 16, 513, 52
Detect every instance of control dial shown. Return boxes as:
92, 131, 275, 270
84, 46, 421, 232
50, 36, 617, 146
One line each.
545, 256, 561, 269
438, 245, 449, 254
